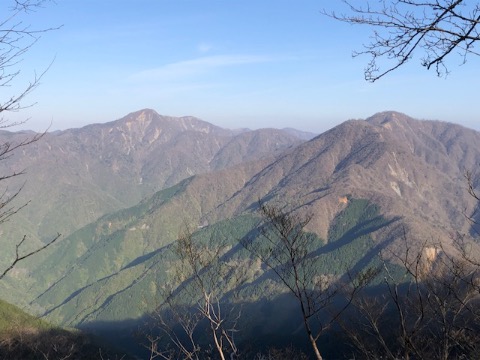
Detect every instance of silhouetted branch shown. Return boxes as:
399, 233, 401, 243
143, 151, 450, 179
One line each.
0, 1, 59, 281
323, 0, 480, 81
1, 0, 60, 122
0, 232, 60, 280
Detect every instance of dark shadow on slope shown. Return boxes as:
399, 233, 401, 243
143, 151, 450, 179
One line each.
78, 318, 148, 359
121, 247, 164, 271
0, 326, 131, 360
77, 265, 480, 360
41, 245, 171, 318
32, 224, 142, 307
52, 199, 403, 358
339, 230, 398, 284
307, 186, 330, 195
41, 271, 118, 317
80, 281, 431, 360
311, 216, 401, 258
232, 219, 400, 295
77, 293, 351, 359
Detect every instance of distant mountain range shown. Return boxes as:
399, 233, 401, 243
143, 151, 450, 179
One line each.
0, 109, 479, 356
0, 109, 306, 255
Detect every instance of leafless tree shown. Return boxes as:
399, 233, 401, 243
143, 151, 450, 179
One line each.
241, 202, 374, 360
1, 0, 59, 118
0, 0, 60, 278
147, 227, 243, 360
323, 1, 480, 81
0, 324, 128, 359
344, 234, 480, 360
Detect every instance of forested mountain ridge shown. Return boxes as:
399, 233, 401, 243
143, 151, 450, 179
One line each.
0, 109, 305, 267
212, 111, 480, 243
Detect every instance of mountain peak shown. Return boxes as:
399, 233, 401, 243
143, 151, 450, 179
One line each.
365, 111, 413, 126
122, 108, 160, 122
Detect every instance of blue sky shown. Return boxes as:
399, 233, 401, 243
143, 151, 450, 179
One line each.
6, 0, 480, 133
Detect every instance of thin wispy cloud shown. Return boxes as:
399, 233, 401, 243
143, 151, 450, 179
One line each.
128, 55, 275, 83
197, 42, 213, 53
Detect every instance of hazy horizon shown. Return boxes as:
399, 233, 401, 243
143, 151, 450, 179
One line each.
5, 0, 480, 133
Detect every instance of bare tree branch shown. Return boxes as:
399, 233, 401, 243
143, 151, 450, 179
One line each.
0, 1, 60, 280
0, 232, 60, 280
241, 201, 375, 360
0, 0, 60, 121
147, 226, 243, 360
345, 233, 480, 359
323, 0, 480, 81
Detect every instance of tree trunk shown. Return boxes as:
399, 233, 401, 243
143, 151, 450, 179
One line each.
308, 332, 323, 360
212, 329, 226, 360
